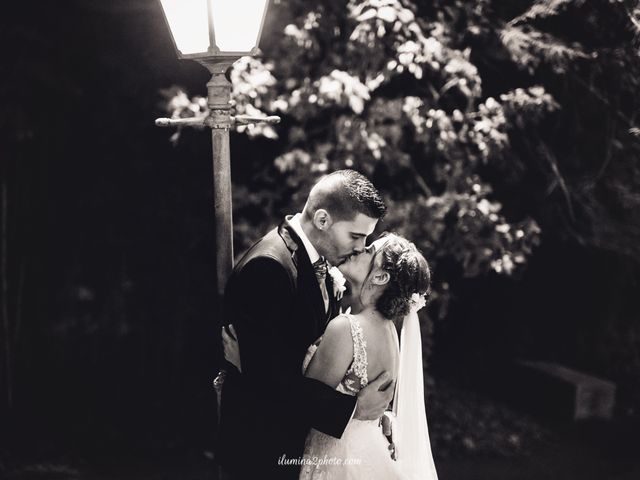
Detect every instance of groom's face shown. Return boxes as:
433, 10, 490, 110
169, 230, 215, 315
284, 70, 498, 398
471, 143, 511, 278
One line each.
321, 212, 378, 266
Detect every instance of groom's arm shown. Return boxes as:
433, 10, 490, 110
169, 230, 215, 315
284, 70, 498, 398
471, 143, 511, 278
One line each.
226, 256, 356, 438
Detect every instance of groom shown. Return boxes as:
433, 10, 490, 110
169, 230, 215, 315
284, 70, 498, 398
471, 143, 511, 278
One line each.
217, 170, 395, 479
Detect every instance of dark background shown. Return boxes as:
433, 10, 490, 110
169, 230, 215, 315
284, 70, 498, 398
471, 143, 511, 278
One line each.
1, 0, 639, 478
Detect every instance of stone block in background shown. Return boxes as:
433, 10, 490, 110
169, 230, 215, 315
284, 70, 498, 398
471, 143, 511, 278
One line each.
513, 360, 616, 421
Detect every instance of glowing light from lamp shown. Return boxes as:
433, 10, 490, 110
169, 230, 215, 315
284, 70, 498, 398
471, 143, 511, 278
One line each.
159, 0, 210, 55
159, 0, 269, 56
211, 0, 268, 52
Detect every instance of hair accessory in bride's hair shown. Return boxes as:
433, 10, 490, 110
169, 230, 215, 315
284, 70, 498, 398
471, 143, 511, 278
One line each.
409, 293, 427, 312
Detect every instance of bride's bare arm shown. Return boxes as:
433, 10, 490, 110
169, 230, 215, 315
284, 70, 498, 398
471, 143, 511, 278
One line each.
304, 315, 354, 389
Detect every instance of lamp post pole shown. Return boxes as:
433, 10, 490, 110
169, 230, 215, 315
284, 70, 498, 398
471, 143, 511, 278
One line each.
155, 0, 278, 438
155, 59, 279, 424
156, 61, 279, 295
203, 59, 235, 296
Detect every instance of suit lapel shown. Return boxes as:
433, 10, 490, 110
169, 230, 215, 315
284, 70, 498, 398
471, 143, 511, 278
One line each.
277, 218, 327, 334
277, 218, 299, 267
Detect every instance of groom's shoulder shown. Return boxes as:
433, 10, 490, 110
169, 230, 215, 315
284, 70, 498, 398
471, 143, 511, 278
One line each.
234, 227, 295, 276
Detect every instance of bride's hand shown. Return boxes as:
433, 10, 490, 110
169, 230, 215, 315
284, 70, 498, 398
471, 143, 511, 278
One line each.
222, 324, 242, 373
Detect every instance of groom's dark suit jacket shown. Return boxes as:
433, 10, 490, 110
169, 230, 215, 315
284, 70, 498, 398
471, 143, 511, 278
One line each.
217, 217, 357, 478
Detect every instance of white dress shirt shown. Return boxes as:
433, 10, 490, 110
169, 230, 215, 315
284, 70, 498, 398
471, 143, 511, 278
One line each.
289, 213, 321, 264
289, 213, 329, 311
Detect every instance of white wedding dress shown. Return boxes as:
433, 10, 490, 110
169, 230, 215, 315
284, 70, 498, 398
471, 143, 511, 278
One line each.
299, 314, 405, 479
299, 311, 438, 480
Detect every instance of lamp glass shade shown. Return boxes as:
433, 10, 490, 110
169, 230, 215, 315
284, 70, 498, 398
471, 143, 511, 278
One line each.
159, 0, 210, 55
210, 0, 269, 52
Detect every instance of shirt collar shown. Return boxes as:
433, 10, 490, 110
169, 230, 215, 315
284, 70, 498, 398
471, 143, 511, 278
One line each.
289, 213, 321, 265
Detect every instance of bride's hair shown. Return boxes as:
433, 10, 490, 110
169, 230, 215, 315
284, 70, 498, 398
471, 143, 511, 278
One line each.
375, 233, 430, 321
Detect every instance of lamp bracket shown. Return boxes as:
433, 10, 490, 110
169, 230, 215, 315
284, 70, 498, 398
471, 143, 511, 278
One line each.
155, 55, 280, 131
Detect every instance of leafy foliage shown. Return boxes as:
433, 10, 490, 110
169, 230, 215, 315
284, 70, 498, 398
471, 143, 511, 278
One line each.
162, 0, 570, 318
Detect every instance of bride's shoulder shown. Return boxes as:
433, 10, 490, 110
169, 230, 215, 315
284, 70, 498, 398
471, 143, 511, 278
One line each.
325, 314, 352, 336
305, 314, 355, 380
320, 315, 355, 353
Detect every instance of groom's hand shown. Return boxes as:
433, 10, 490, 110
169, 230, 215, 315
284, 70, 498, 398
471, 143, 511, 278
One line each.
354, 372, 395, 421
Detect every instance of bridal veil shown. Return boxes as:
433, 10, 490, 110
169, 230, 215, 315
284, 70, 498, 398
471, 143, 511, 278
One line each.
392, 298, 439, 480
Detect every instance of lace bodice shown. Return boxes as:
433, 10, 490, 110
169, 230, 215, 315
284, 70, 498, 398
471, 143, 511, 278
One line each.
302, 314, 368, 396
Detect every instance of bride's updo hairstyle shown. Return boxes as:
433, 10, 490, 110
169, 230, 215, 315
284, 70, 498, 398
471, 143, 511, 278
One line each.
375, 233, 430, 321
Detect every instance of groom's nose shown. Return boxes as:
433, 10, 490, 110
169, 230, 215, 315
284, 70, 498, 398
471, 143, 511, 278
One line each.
352, 242, 366, 255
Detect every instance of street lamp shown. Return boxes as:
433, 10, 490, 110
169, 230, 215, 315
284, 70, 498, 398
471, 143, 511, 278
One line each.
155, 0, 279, 296
158, 0, 269, 59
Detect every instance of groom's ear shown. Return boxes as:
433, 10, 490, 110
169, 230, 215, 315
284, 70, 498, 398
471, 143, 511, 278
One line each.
312, 209, 333, 231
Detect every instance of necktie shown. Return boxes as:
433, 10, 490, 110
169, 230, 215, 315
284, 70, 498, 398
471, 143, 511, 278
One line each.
313, 257, 328, 282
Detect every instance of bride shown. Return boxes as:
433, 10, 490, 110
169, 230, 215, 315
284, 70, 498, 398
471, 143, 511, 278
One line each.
224, 233, 438, 480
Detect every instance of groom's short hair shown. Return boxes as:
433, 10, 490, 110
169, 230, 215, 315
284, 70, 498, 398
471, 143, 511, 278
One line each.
303, 170, 386, 221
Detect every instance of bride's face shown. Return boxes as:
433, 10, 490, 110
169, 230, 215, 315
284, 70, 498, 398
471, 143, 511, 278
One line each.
338, 237, 389, 285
